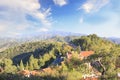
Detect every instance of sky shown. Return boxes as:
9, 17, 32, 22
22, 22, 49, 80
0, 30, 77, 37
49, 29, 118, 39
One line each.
0, 0, 120, 37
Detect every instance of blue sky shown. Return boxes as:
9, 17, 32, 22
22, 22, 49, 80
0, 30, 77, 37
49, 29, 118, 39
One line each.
0, 0, 120, 37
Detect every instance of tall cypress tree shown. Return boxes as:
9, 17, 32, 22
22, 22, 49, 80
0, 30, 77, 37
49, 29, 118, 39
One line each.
19, 60, 24, 70
25, 62, 29, 70
29, 55, 34, 70
76, 46, 81, 54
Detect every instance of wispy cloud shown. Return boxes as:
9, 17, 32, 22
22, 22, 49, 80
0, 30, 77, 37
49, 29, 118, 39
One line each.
78, 11, 120, 37
80, 0, 109, 13
0, 0, 52, 36
53, 0, 68, 6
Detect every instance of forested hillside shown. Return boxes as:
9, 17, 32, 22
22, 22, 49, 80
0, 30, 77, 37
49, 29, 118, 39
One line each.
0, 34, 120, 80
70, 34, 115, 52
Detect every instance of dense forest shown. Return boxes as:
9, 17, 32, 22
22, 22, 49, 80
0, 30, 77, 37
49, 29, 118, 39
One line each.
0, 34, 120, 80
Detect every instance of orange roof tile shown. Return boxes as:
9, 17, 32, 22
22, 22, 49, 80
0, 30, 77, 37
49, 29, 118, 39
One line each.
42, 67, 51, 72
80, 51, 94, 58
81, 77, 98, 80
19, 70, 30, 75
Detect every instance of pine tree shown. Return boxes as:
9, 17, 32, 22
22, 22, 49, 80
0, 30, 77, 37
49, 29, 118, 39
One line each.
33, 59, 39, 69
29, 62, 33, 70
19, 60, 24, 70
29, 55, 34, 70
76, 46, 81, 54
61, 62, 68, 71
3, 59, 17, 73
25, 62, 29, 70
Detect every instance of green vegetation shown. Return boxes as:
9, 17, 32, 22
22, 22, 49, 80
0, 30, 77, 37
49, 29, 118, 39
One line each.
70, 34, 115, 52
0, 34, 119, 80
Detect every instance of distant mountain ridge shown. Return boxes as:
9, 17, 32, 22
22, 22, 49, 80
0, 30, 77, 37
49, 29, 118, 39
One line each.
18, 31, 84, 40
0, 31, 83, 52
0, 31, 120, 52
107, 37, 120, 44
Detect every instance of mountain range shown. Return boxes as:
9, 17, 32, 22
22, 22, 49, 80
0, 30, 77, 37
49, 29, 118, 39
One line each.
0, 31, 120, 52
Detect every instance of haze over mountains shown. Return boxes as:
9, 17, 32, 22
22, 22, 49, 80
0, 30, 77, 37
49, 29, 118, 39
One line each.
0, 31, 82, 51
0, 31, 120, 43
1, 31, 83, 42
0, 31, 120, 52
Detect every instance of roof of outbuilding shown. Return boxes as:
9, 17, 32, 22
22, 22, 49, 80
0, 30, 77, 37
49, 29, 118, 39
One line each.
80, 51, 94, 57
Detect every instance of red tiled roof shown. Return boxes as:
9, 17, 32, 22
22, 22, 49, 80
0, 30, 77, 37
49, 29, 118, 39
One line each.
42, 67, 52, 72
81, 77, 98, 80
19, 70, 30, 76
18, 70, 39, 76
80, 51, 94, 58
41, 67, 56, 74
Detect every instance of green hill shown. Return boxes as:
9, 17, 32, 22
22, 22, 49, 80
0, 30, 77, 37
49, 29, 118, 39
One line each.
70, 34, 115, 52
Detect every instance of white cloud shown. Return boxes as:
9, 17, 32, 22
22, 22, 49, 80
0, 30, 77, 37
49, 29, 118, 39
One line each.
78, 11, 120, 37
80, 0, 109, 13
53, 0, 68, 6
0, 0, 52, 36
